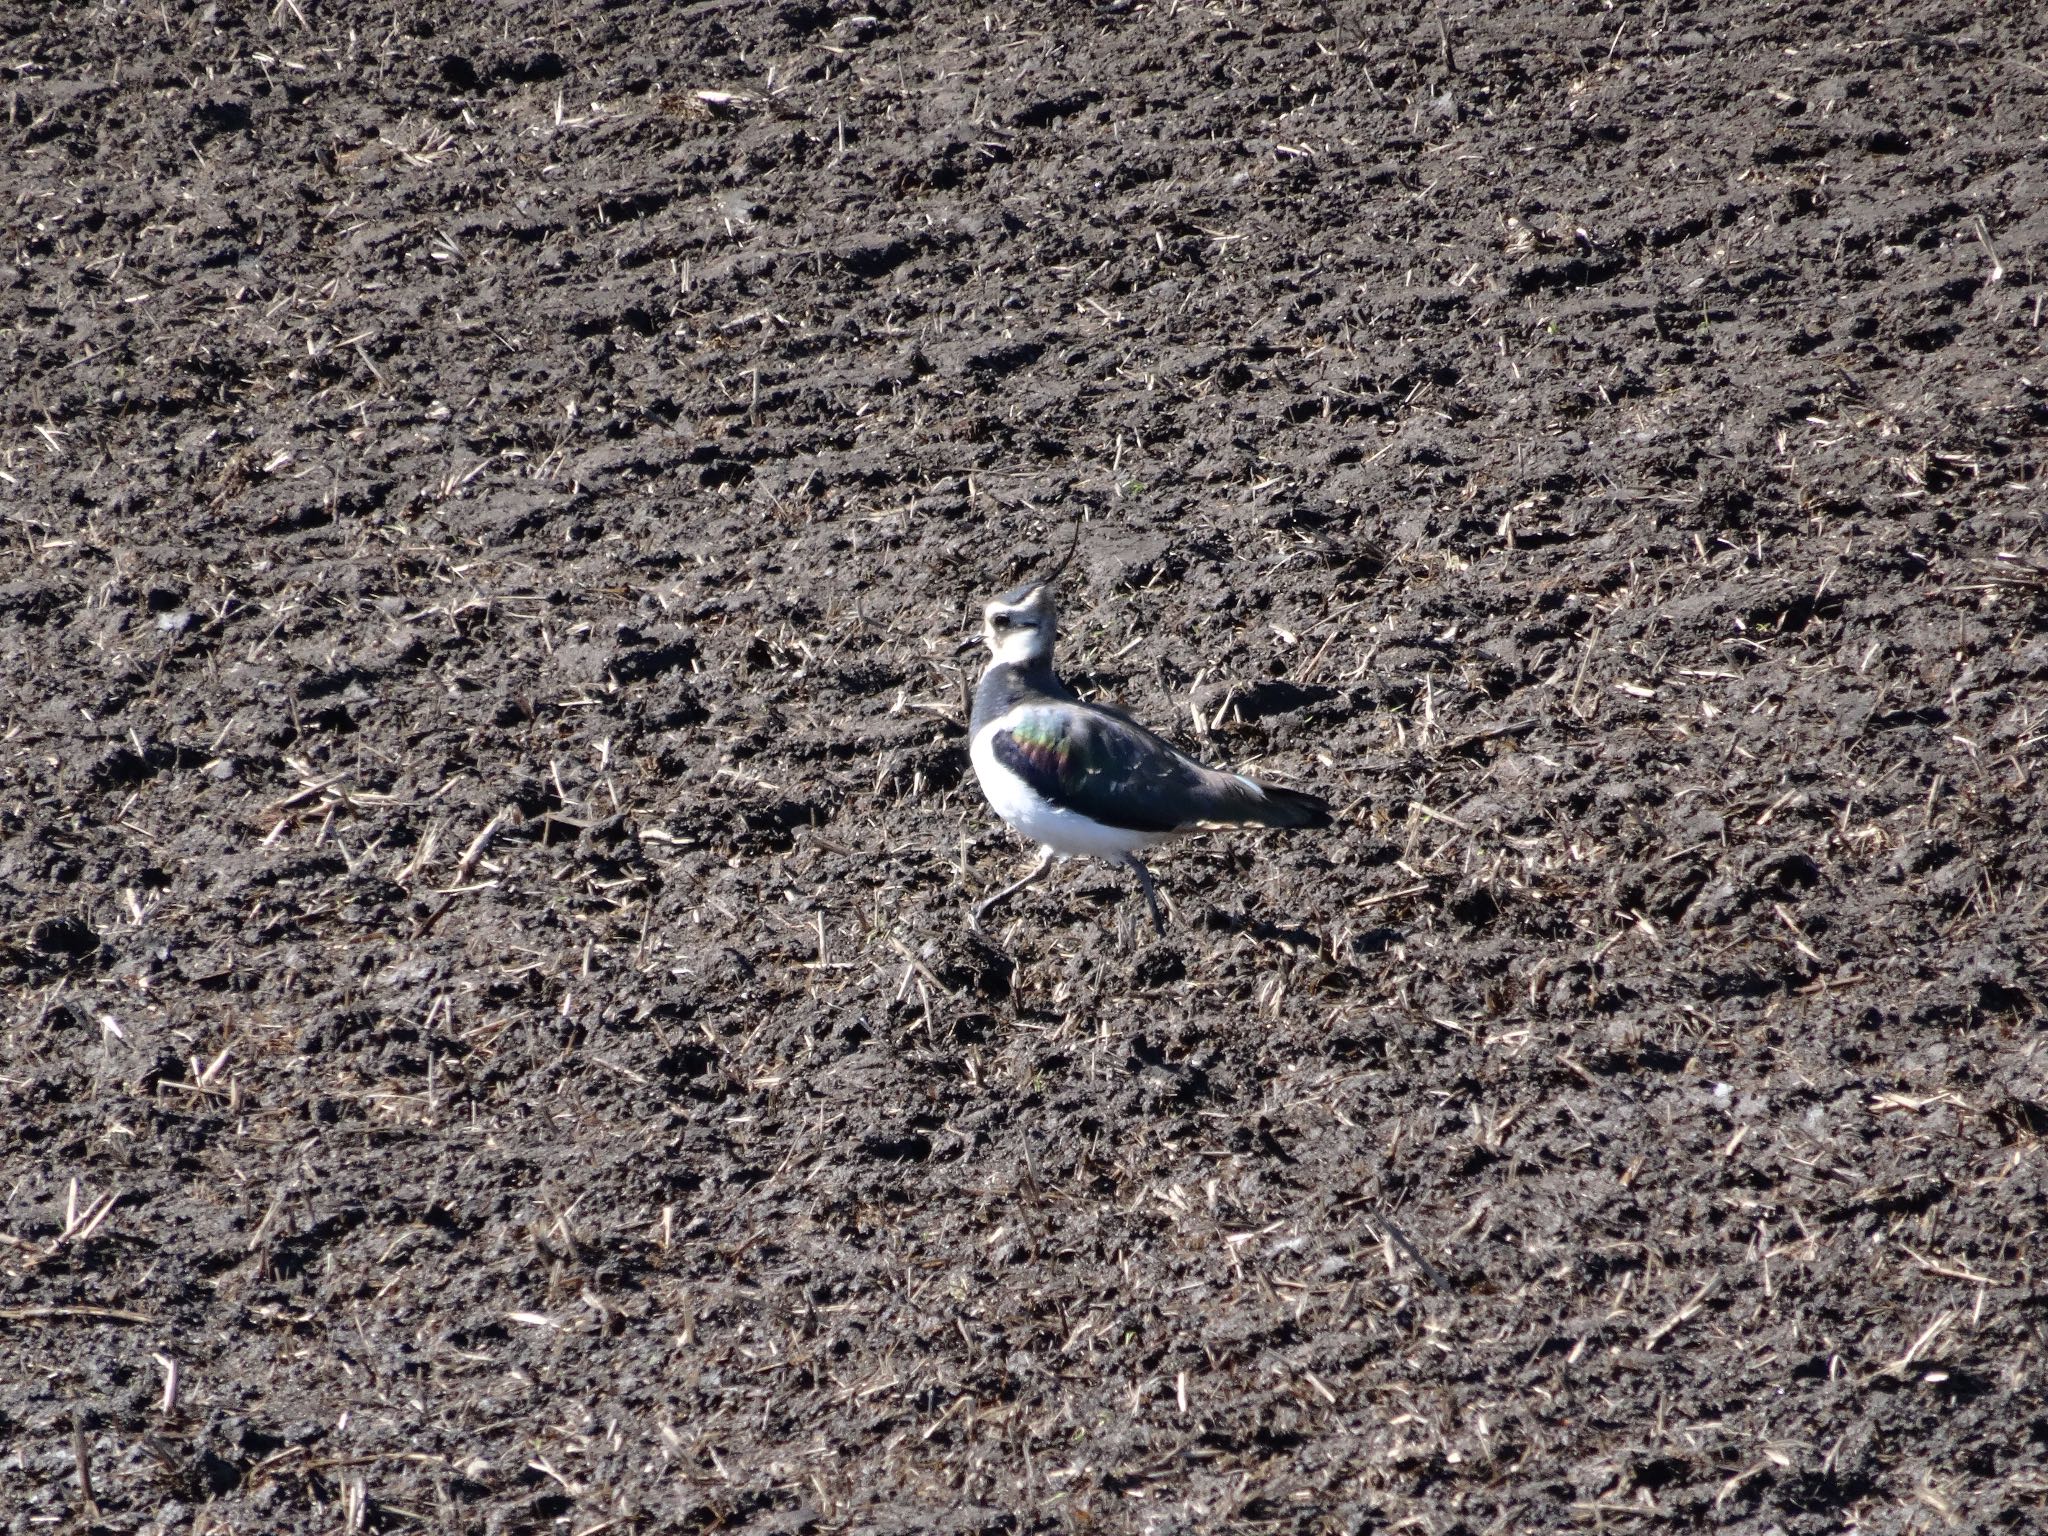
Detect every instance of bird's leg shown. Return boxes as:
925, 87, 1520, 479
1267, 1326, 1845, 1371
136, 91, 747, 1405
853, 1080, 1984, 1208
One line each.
1121, 854, 1167, 935
971, 846, 1055, 931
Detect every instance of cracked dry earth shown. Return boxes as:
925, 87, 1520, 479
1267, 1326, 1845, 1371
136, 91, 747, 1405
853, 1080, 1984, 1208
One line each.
4, 0, 2048, 1532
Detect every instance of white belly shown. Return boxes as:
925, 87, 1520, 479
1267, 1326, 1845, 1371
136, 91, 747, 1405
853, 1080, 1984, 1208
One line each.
970, 719, 1169, 862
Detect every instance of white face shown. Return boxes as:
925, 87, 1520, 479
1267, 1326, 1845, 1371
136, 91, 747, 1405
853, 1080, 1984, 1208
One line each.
982, 592, 1054, 665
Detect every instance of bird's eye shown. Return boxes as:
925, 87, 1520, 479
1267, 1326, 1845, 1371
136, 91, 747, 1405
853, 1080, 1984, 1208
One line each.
990, 614, 1017, 630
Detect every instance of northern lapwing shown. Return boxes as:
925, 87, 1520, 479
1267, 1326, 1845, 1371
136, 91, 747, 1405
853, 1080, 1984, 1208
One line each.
966, 553, 1333, 935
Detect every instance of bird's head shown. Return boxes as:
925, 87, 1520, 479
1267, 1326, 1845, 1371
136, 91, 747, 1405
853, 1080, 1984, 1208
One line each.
974, 515, 1081, 667
981, 581, 1058, 667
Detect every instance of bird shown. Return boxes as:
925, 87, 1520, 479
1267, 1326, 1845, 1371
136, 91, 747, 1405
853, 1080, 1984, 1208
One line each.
966, 549, 1333, 936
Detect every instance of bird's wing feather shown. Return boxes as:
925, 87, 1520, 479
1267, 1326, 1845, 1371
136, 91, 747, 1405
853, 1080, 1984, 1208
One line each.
989, 704, 1217, 834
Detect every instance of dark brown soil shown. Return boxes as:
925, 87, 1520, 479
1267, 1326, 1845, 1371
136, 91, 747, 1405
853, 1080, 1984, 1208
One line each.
5, 1, 2047, 1531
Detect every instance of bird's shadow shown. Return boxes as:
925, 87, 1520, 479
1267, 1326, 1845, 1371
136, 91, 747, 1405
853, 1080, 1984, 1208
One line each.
1199, 909, 1406, 956
1197, 909, 1321, 950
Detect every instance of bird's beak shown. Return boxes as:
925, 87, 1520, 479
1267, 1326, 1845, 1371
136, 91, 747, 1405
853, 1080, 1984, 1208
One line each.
955, 632, 982, 654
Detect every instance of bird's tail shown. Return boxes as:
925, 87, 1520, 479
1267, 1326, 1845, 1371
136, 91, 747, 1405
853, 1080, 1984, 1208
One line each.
1210, 774, 1334, 830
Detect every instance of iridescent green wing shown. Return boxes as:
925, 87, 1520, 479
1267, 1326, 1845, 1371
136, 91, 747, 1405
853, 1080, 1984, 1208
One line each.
989, 705, 1208, 833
